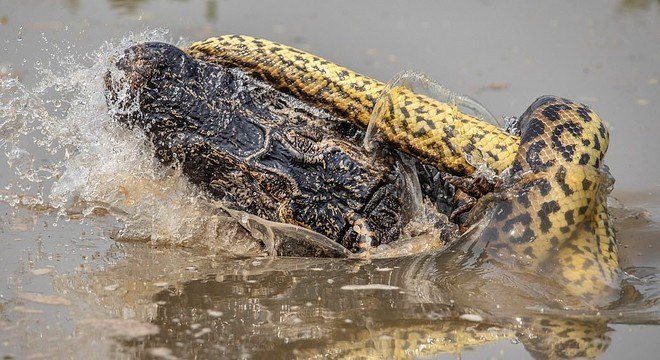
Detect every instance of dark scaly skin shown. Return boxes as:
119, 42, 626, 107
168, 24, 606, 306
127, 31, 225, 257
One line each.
104, 42, 458, 254
186, 35, 619, 302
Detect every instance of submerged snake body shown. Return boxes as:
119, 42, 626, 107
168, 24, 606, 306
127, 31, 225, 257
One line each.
187, 35, 619, 302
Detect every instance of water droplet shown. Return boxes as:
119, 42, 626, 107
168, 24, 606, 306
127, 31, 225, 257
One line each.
103, 284, 119, 291
31, 268, 52, 276
206, 309, 223, 317
459, 313, 483, 322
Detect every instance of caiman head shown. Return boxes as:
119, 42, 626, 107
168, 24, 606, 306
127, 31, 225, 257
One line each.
104, 42, 421, 254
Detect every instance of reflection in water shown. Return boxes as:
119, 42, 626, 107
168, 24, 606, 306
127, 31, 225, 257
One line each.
55, 244, 658, 360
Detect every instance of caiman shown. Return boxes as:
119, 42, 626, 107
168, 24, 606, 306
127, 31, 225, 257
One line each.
105, 41, 458, 256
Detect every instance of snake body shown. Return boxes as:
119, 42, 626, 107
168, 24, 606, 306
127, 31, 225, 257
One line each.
188, 35, 520, 175
187, 35, 619, 303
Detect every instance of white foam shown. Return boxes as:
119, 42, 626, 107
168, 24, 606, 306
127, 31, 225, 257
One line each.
340, 284, 400, 291
0, 29, 265, 256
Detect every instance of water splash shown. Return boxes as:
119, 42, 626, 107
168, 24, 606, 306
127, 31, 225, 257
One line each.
363, 70, 499, 155
0, 30, 454, 258
0, 29, 266, 256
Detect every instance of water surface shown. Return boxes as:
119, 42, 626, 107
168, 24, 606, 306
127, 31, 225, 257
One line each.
1, 1, 659, 359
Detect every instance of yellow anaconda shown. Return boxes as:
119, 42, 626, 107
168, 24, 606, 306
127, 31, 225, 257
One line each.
467, 96, 617, 304
186, 35, 619, 304
188, 35, 520, 175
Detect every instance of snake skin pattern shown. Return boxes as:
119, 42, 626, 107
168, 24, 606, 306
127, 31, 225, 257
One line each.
477, 96, 618, 303
188, 35, 520, 175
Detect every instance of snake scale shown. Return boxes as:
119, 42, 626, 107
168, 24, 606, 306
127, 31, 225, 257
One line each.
187, 35, 619, 303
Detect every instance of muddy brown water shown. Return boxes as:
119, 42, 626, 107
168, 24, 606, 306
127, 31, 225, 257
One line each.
1, 1, 659, 359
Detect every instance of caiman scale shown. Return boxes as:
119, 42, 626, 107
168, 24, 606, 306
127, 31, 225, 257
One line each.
105, 36, 621, 306
105, 42, 457, 256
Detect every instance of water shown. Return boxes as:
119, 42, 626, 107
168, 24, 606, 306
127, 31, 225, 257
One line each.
1, 1, 659, 359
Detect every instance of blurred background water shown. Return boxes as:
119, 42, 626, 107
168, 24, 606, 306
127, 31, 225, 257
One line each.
0, 1, 659, 359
